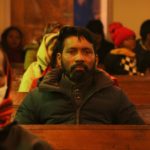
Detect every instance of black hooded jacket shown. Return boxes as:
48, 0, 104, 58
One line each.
15, 68, 144, 124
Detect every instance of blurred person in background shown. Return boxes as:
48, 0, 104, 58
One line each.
15, 26, 144, 125
24, 22, 62, 70
23, 28, 43, 70
0, 47, 52, 150
19, 22, 62, 92
19, 32, 59, 92
104, 23, 137, 75
1, 26, 25, 64
135, 19, 150, 75
86, 19, 114, 67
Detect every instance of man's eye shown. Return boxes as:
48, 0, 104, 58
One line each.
83, 48, 93, 54
0, 72, 5, 77
68, 49, 76, 54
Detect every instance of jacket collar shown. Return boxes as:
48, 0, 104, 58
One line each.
39, 68, 114, 93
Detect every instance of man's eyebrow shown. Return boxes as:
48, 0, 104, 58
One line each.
66, 47, 77, 50
0, 70, 4, 75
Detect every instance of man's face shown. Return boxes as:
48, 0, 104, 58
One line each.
122, 35, 136, 50
58, 36, 96, 82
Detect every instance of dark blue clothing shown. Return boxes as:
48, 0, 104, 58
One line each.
74, 0, 94, 26
98, 39, 114, 65
135, 40, 150, 73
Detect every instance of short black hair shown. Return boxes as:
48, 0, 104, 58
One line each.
50, 26, 97, 68
140, 19, 150, 41
57, 26, 96, 53
86, 19, 104, 38
1, 26, 23, 51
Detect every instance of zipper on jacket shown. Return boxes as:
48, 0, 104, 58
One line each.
76, 109, 80, 124
72, 87, 81, 124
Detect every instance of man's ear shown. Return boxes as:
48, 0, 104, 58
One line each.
56, 52, 62, 67
95, 54, 99, 66
147, 33, 150, 40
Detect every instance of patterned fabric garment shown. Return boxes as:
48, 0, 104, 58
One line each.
0, 98, 14, 128
121, 56, 137, 75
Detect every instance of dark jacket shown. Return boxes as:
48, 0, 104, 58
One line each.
0, 121, 52, 150
104, 48, 137, 75
97, 39, 114, 65
135, 40, 150, 73
15, 68, 144, 124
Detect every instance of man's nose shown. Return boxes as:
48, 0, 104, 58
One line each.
75, 52, 84, 61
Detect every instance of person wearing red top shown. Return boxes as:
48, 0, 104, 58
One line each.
0, 47, 52, 150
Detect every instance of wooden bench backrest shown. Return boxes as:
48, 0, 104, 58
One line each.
116, 75, 150, 104
12, 75, 150, 124
11, 75, 150, 105
23, 125, 150, 150
11, 95, 150, 124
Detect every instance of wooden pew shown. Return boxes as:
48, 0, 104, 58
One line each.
115, 75, 150, 105
11, 75, 150, 105
125, 93, 150, 105
115, 75, 150, 124
116, 75, 150, 91
11, 75, 150, 124
23, 125, 150, 150
11, 75, 150, 106
137, 105, 150, 124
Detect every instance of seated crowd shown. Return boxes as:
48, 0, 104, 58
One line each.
15, 26, 144, 125
0, 19, 150, 149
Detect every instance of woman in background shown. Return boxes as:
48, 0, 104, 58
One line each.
135, 19, 150, 75
86, 19, 114, 67
24, 22, 62, 70
18, 32, 59, 92
1, 26, 25, 64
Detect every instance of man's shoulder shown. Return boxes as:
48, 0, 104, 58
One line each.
38, 68, 63, 90
25, 87, 57, 104
93, 69, 119, 91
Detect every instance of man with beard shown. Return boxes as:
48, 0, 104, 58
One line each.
15, 26, 144, 124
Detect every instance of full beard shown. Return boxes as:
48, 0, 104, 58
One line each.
61, 61, 96, 83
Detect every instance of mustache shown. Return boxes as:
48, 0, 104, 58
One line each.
71, 62, 88, 71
